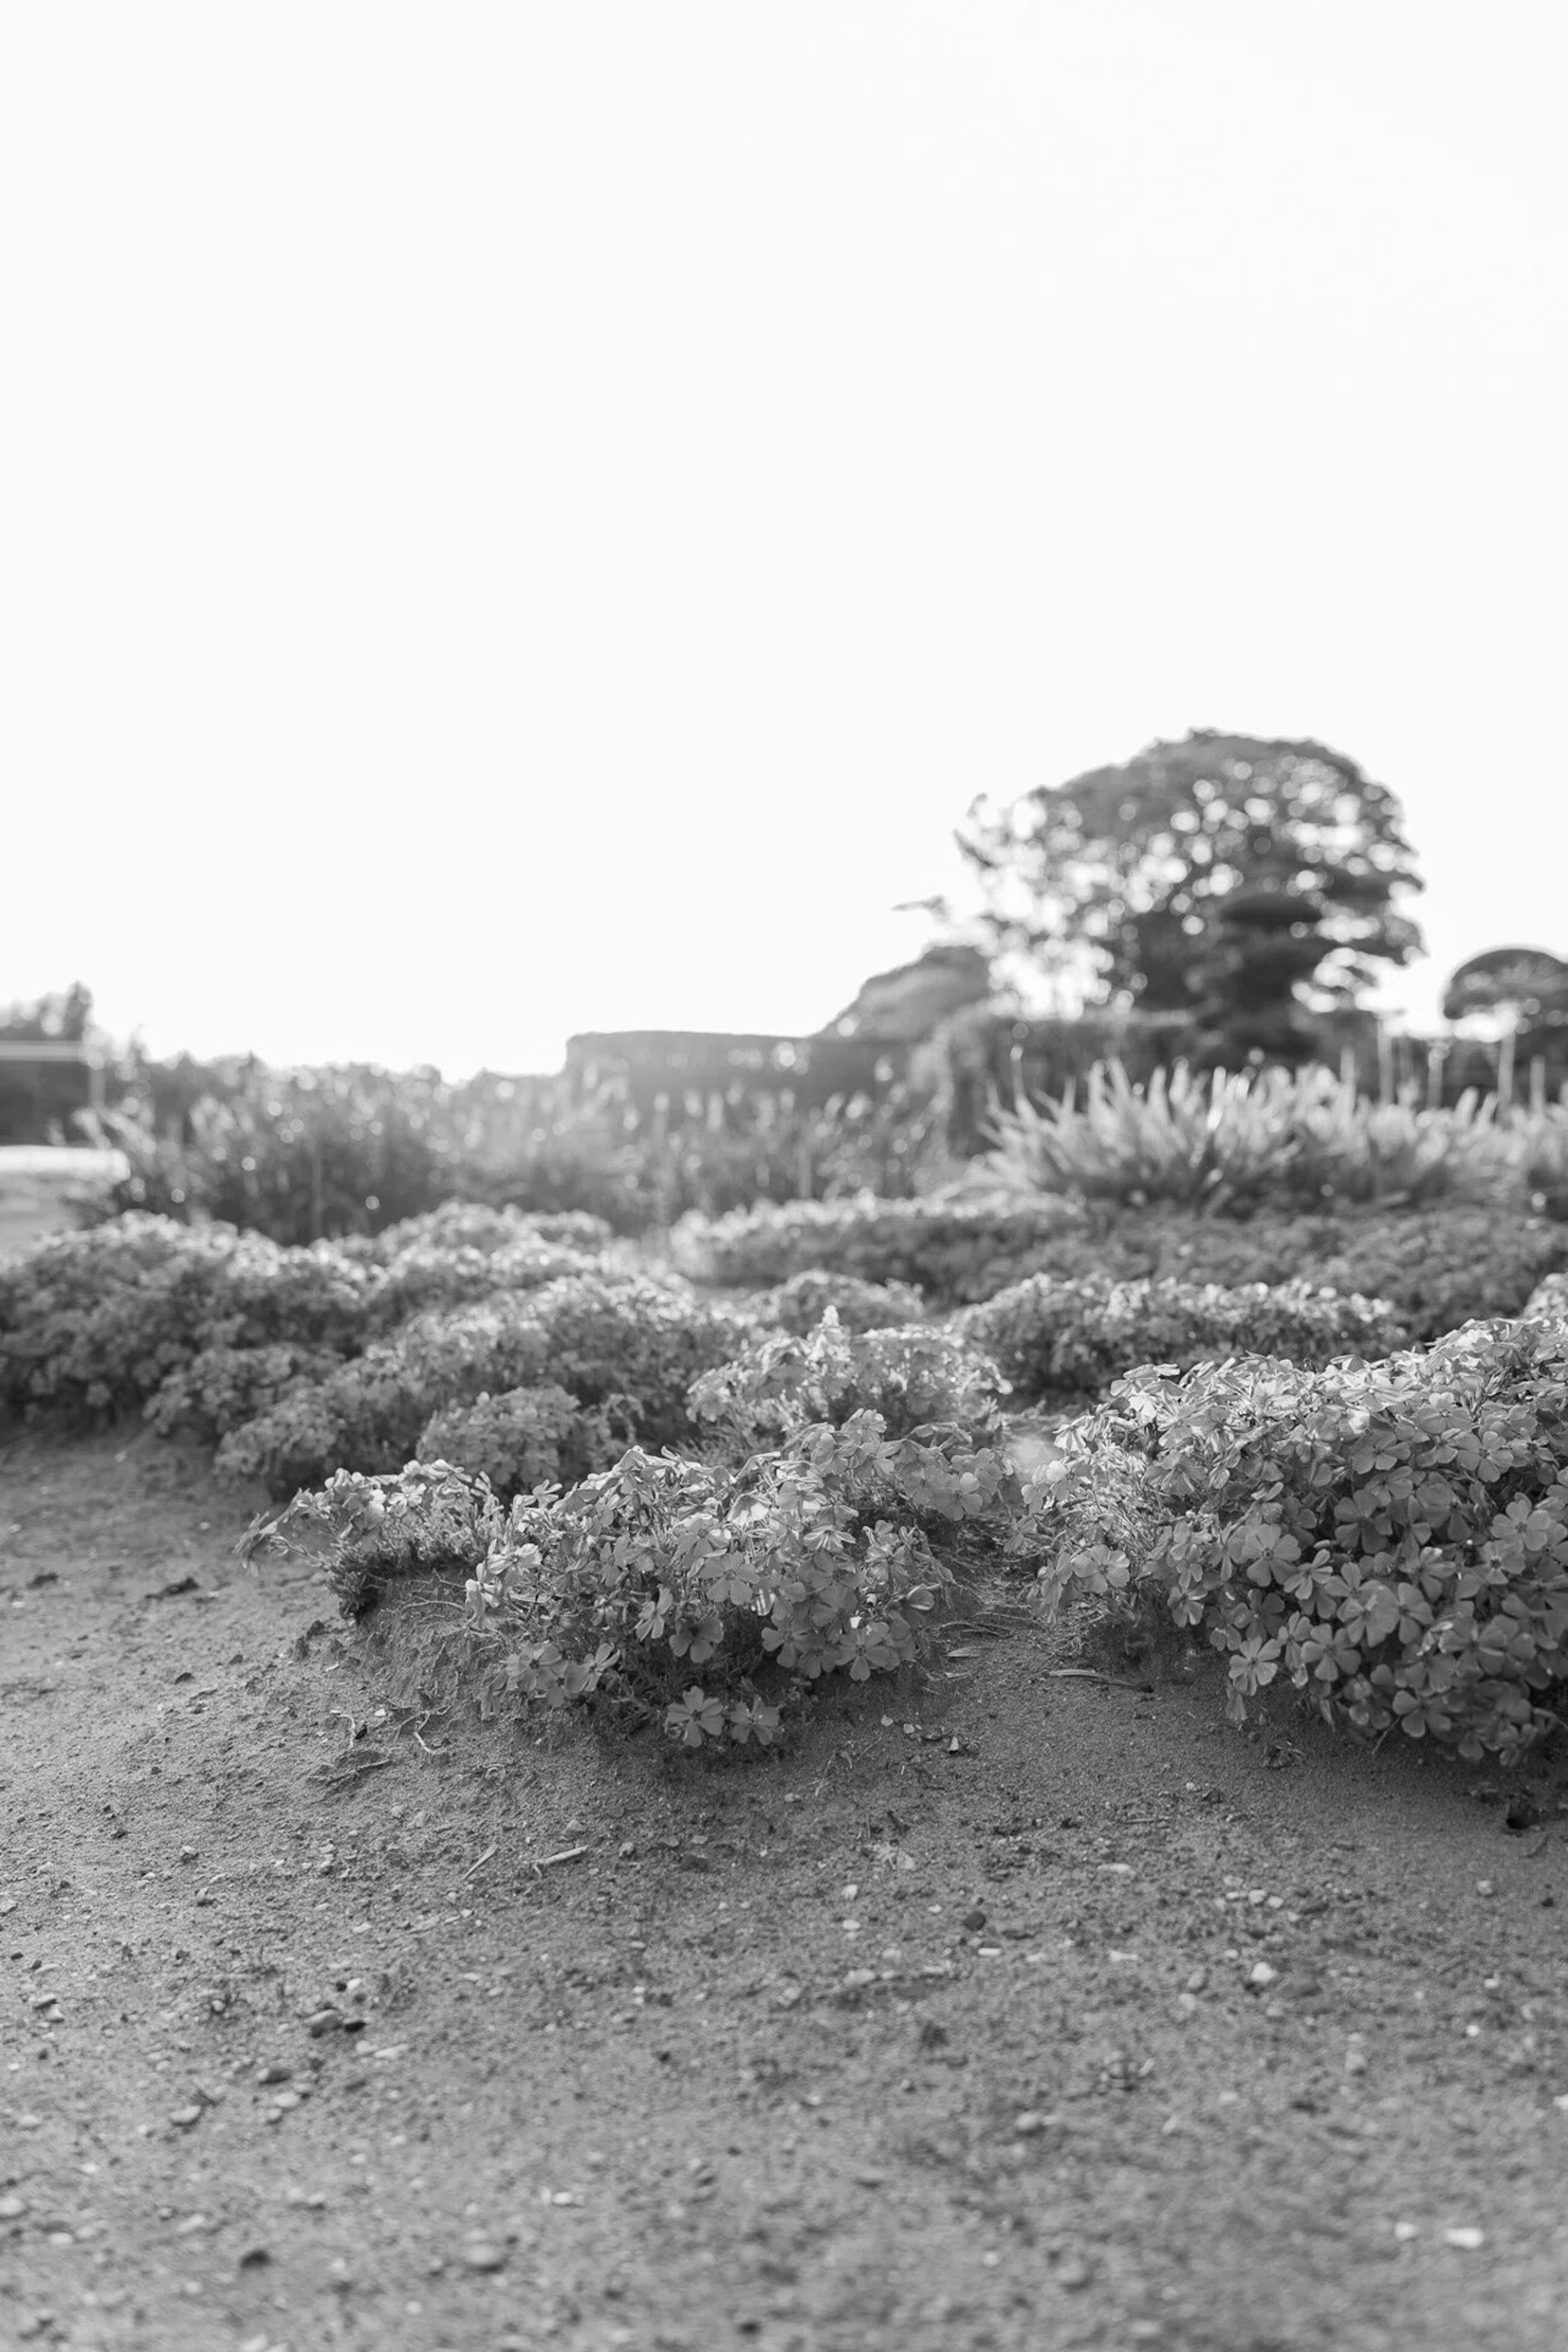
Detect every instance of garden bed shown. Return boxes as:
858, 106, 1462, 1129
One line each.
4, 1425, 1568, 2350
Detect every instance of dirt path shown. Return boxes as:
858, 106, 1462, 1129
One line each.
4, 1426, 1568, 2352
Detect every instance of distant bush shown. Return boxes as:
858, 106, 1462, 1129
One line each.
1305, 1210, 1568, 1343
145, 1343, 347, 1444
985, 1060, 1533, 1214
1011, 1318, 1568, 1763
757, 1269, 927, 1336
368, 1202, 615, 1259
673, 1193, 1082, 1303
690, 1310, 1008, 1450
363, 1240, 602, 1332
1526, 1273, 1568, 1321
215, 1276, 745, 1497
517, 1273, 751, 1454
0, 1217, 372, 1425
415, 1384, 633, 1501
956, 1273, 1403, 1403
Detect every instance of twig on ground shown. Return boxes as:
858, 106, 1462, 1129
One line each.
531, 1844, 589, 1873
462, 1843, 499, 1882
1047, 1667, 1155, 1693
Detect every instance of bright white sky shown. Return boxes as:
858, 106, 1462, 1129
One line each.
2, 2, 1564, 1077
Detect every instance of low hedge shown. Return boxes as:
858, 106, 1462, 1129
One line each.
671, 1193, 1085, 1304
0, 1217, 374, 1424
217, 1276, 749, 1498
956, 1272, 1403, 1403
1011, 1316, 1568, 1762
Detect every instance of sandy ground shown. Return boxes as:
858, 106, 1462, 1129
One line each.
4, 1421, 1568, 2352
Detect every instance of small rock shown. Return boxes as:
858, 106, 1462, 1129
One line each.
1056, 2254, 1093, 2290
1012, 2111, 1052, 2137
462, 2241, 507, 2272
1475, 1881, 1494, 1897
306, 2008, 343, 2036
237, 2246, 271, 2270
1185, 1968, 1208, 1993
1248, 1962, 1278, 1989
0, 2196, 27, 2221
961, 1908, 987, 1932
1443, 2226, 1485, 2251
256, 2063, 291, 2086
1344, 2040, 1369, 2078
178, 1846, 198, 1864
168, 2106, 203, 2129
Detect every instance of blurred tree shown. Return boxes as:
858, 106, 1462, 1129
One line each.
0, 981, 94, 1041
957, 733, 1425, 1038
1441, 947, 1568, 1031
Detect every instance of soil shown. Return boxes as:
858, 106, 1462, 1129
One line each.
4, 1421, 1568, 2352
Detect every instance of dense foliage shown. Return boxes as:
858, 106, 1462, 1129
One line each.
214, 1275, 747, 1499
957, 1272, 1402, 1403
246, 1409, 1020, 1745
958, 730, 1423, 1022
757, 1267, 927, 1336
1012, 1319, 1568, 1762
690, 1309, 1009, 1450
416, 1385, 635, 1503
673, 1193, 1082, 1303
984, 1061, 1555, 1214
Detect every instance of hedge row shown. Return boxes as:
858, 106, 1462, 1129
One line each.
675, 1196, 1568, 1337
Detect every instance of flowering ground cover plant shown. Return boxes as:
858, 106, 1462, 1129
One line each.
415, 1383, 635, 1501
690, 1307, 1008, 1449
1009, 1317, 1568, 1762
243, 1409, 993, 1746
214, 1275, 748, 1499
956, 1272, 1402, 1403
0, 1216, 375, 1424
756, 1267, 927, 1335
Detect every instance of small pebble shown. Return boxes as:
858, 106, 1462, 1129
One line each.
961, 1908, 987, 1932
462, 2242, 507, 2272
0, 2196, 27, 2221
1443, 2226, 1485, 2251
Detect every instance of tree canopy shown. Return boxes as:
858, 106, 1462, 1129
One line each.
958, 731, 1425, 1020
1442, 948, 1568, 1029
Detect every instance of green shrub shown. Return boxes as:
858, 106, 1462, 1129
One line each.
415, 1384, 633, 1501
145, 1343, 347, 1444
0, 1216, 372, 1424
363, 1239, 601, 1332
672, 1192, 1083, 1303
247, 1415, 984, 1744
369, 1202, 614, 1259
993, 1204, 1568, 1343
985, 1060, 1526, 1213
519, 1274, 752, 1453
690, 1310, 1008, 1450
215, 1277, 744, 1497
1526, 1273, 1568, 1320
215, 1302, 557, 1498
956, 1273, 1403, 1403
240, 1461, 507, 1618
1012, 1319, 1568, 1763
758, 1268, 927, 1335
1307, 1209, 1568, 1342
